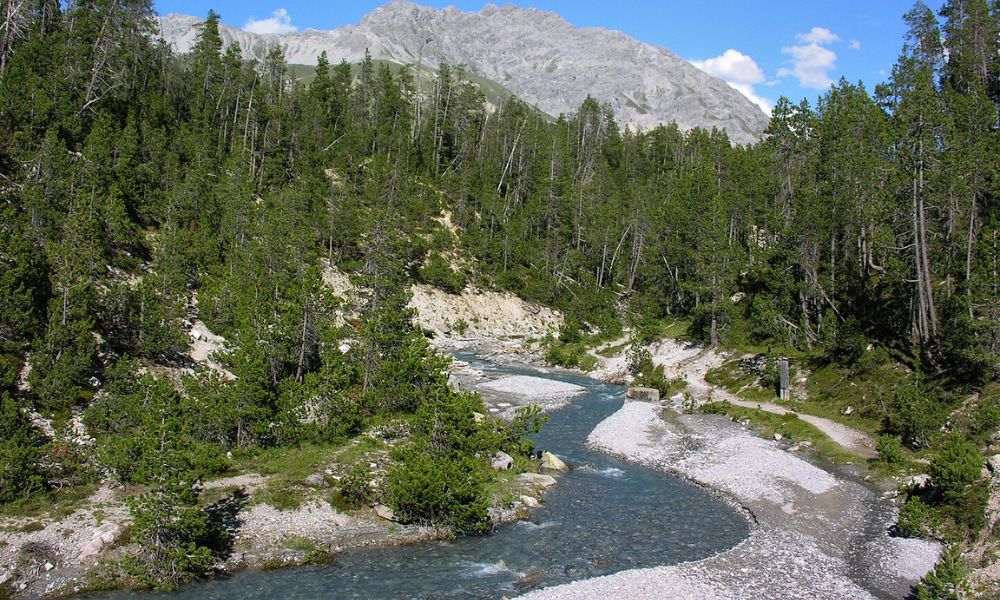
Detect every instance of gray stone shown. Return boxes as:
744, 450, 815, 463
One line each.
78, 522, 122, 560
518, 472, 557, 488
540, 451, 569, 472
374, 504, 396, 521
903, 474, 931, 489
627, 387, 660, 401
987, 454, 1000, 476
519, 494, 540, 508
491, 451, 514, 471
773, 433, 783, 441
304, 473, 329, 488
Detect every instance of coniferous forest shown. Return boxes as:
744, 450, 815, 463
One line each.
1, 0, 999, 595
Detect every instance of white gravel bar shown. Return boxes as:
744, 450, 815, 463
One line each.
519, 399, 941, 600
480, 375, 585, 399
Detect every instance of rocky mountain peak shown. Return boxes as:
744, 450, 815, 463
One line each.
157, 2, 770, 144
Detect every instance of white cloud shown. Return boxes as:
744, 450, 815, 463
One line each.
779, 27, 840, 90
796, 26, 839, 45
691, 49, 772, 114
849, 39, 862, 51
243, 8, 297, 34
691, 49, 765, 85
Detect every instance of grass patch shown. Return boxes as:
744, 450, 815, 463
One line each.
651, 318, 693, 340
282, 535, 318, 553
0, 483, 98, 521
704, 359, 773, 402
791, 359, 928, 444
703, 403, 863, 464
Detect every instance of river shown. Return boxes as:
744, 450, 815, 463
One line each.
87, 352, 750, 599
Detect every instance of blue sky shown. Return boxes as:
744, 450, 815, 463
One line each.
154, 0, 942, 114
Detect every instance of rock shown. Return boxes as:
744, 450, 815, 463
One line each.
773, 433, 783, 441
473, 412, 485, 423
519, 494, 540, 508
627, 387, 660, 401
987, 454, 1000, 476
540, 451, 569, 472
304, 473, 329, 488
79, 523, 123, 560
374, 504, 396, 521
44, 563, 54, 572
0, 571, 12, 585
843, 406, 854, 416
903, 474, 931, 489
518, 473, 558, 489
491, 451, 514, 471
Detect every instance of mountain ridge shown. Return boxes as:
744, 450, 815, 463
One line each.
157, 1, 770, 144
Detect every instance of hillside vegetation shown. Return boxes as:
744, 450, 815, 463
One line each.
0, 1, 998, 596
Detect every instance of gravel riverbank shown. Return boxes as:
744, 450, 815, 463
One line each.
519, 399, 940, 600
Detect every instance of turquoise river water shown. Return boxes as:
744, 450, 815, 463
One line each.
87, 352, 750, 599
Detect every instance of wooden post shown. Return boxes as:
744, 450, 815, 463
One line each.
778, 358, 790, 400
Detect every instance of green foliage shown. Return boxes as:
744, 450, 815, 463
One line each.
698, 400, 733, 415
896, 496, 929, 538
338, 463, 374, 508
926, 434, 988, 534
85, 368, 229, 484
498, 405, 548, 456
915, 545, 969, 600
929, 434, 984, 501
876, 434, 905, 465
0, 394, 45, 504
882, 382, 946, 450
387, 448, 491, 535
418, 253, 466, 294
124, 473, 216, 590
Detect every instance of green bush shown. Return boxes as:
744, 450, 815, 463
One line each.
418, 253, 466, 294
927, 434, 988, 535
386, 449, 491, 535
929, 434, 984, 500
699, 400, 732, 415
895, 496, 929, 538
339, 463, 373, 508
0, 394, 45, 504
876, 434, 905, 465
123, 471, 217, 590
915, 545, 968, 600
883, 382, 945, 449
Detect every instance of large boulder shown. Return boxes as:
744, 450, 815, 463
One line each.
518, 472, 557, 489
540, 451, 569, 472
627, 387, 660, 401
78, 522, 123, 560
987, 454, 1000, 478
491, 451, 514, 471
374, 504, 396, 521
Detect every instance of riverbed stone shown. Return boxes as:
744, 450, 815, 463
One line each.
520, 494, 539, 508
540, 451, 569, 472
374, 504, 396, 521
626, 386, 660, 401
78, 522, 122, 560
304, 473, 329, 488
987, 454, 1000, 477
518, 473, 557, 488
491, 451, 514, 471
